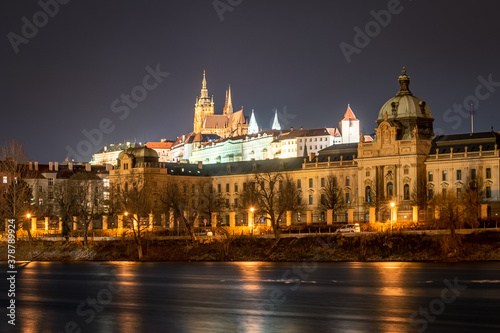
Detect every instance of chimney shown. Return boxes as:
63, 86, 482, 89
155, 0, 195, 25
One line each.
29, 161, 33, 170
85, 163, 91, 172
198, 161, 203, 169
68, 162, 73, 170
300, 126, 303, 130
309, 152, 315, 162
49, 161, 53, 171
54, 162, 59, 171
34, 161, 38, 171
290, 126, 293, 131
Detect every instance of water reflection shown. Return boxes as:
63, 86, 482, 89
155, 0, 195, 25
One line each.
7, 261, 500, 333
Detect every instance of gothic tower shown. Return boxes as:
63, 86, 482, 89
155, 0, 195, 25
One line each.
222, 85, 233, 115
194, 71, 215, 133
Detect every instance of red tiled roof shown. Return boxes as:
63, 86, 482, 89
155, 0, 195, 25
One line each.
342, 105, 358, 121
146, 142, 173, 149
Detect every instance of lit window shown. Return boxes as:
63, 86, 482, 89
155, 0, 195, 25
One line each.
457, 170, 462, 180
309, 194, 313, 205
2, 176, 7, 184
346, 176, 350, 187
428, 171, 433, 182
346, 192, 350, 204
48, 178, 54, 186
442, 170, 447, 181
234, 183, 238, 192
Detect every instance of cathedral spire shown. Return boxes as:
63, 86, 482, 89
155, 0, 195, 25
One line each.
200, 70, 209, 99
272, 109, 281, 130
227, 85, 233, 114
248, 109, 259, 134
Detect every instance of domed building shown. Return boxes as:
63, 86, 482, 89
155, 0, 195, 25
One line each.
377, 67, 434, 140
116, 147, 160, 169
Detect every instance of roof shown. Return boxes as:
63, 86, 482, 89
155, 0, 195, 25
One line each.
429, 131, 500, 154
278, 128, 337, 140
146, 141, 173, 149
318, 142, 358, 155
342, 105, 358, 121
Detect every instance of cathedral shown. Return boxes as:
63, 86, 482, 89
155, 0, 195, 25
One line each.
193, 71, 248, 138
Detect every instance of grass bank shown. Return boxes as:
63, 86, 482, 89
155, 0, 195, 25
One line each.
2, 231, 500, 262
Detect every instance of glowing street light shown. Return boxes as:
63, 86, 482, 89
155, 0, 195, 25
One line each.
390, 202, 396, 232
27, 213, 31, 219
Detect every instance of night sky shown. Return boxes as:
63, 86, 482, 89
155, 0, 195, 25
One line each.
3, 0, 500, 163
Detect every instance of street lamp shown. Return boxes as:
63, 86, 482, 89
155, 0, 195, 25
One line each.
390, 202, 395, 232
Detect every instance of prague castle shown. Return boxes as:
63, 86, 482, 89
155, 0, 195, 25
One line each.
16, 68, 500, 231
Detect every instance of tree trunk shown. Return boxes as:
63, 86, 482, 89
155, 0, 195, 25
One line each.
27, 228, 34, 261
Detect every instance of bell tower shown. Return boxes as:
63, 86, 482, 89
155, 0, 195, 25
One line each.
194, 70, 215, 133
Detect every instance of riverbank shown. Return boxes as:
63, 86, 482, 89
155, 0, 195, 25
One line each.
2, 231, 500, 262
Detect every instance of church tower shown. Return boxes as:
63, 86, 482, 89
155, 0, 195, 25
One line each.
194, 71, 215, 133
222, 85, 233, 115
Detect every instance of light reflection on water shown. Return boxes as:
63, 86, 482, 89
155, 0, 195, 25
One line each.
8, 261, 500, 333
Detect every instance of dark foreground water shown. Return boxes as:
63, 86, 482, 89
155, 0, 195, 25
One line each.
1, 261, 500, 333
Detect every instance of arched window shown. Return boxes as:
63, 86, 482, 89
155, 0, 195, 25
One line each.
387, 182, 393, 198
404, 184, 410, 200
365, 186, 371, 202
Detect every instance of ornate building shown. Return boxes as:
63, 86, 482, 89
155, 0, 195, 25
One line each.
193, 71, 248, 138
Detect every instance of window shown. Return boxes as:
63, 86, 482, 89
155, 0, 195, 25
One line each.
225, 199, 230, 208
346, 176, 350, 187
234, 198, 238, 207
123, 163, 128, 170
387, 182, 394, 197
234, 183, 238, 192
346, 192, 350, 204
471, 168, 476, 180
442, 170, 447, 181
309, 178, 313, 188
309, 194, 313, 205
315, 138, 317, 142
428, 171, 433, 182
321, 193, 327, 205
39, 198, 43, 206
365, 186, 371, 202
309, 146, 312, 150
2, 176, 7, 184
48, 191, 53, 200
315, 145, 317, 150
457, 170, 462, 181
48, 178, 54, 186
486, 186, 492, 198
366, 171, 370, 177
218, 184, 222, 193
38, 185, 43, 193
486, 168, 491, 179
243, 182, 247, 191
226, 183, 230, 192
404, 168, 409, 175
297, 179, 301, 189
428, 189, 434, 199
321, 178, 325, 187
104, 192, 110, 200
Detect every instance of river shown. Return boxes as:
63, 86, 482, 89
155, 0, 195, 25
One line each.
1, 261, 500, 332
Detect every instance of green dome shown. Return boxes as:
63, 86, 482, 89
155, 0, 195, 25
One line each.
377, 68, 434, 140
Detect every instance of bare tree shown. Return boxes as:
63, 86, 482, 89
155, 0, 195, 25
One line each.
0, 139, 29, 163
71, 172, 105, 245
113, 171, 154, 259
197, 179, 225, 227
320, 174, 344, 218
243, 172, 304, 239
52, 179, 78, 238
158, 177, 199, 241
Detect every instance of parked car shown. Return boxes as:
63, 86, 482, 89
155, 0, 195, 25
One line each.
336, 224, 361, 233
195, 229, 213, 237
